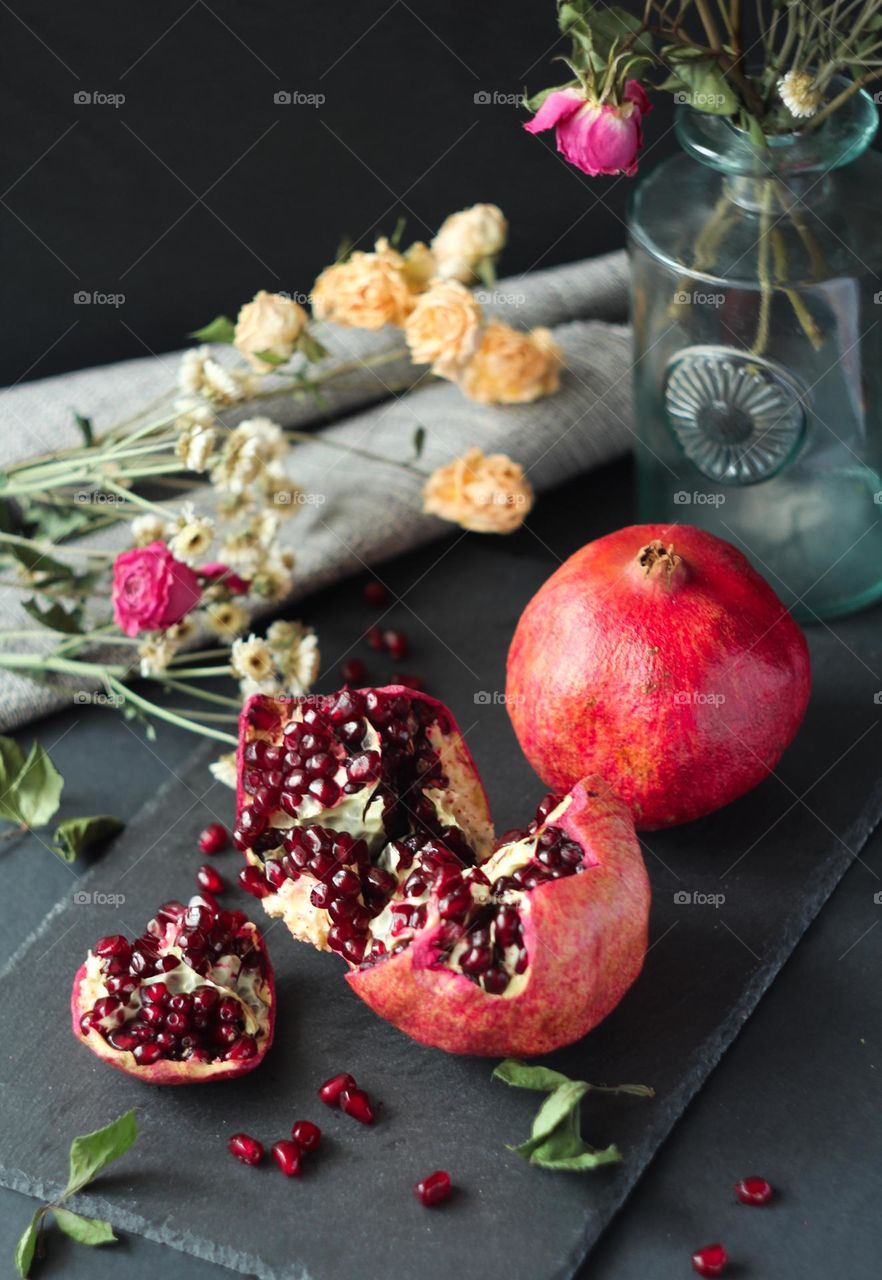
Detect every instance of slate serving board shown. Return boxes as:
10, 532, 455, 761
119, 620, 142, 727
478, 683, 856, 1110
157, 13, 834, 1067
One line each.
0, 466, 880, 1280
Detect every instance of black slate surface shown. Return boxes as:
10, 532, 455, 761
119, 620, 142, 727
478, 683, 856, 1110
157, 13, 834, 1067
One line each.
0, 462, 880, 1279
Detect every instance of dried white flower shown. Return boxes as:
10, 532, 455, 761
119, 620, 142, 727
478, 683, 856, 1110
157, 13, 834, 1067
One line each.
205, 599, 250, 640
130, 514, 168, 547
178, 346, 244, 405
209, 752, 238, 789
137, 633, 178, 677
169, 504, 215, 566
778, 70, 821, 119
231, 634, 276, 684
211, 417, 287, 495
176, 422, 217, 472
266, 619, 320, 692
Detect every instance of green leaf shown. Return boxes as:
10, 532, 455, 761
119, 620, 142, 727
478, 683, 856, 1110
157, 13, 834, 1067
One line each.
252, 348, 289, 367
334, 234, 354, 264
14, 1209, 42, 1277
529, 1143, 622, 1170
389, 215, 407, 248
73, 412, 94, 447
297, 331, 329, 364
21, 597, 83, 634
665, 53, 739, 115
493, 1059, 573, 1092
66, 1110, 138, 1196
53, 1209, 116, 1247
525, 1081, 591, 1146
5, 742, 64, 828
412, 425, 426, 460
189, 315, 236, 344
52, 815, 125, 863
4, 541, 76, 583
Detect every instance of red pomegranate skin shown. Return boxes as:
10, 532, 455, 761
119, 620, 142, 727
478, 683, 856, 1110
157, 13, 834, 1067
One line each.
506, 525, 811, 830
348, 781, 650, 1057
69, 925, 275, 1086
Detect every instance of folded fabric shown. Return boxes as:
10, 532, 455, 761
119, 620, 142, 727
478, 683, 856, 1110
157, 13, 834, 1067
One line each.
0, 251, 633, 730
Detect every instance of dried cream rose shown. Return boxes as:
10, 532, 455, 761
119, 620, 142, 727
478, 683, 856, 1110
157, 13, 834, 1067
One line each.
403, 279, 482, 377
312, 239, 416, 329
403, 242, 437, 291
422, 447, 533, 534
234, 290, 309, 371
431, 204, 508, 283
459, 322, 562, 404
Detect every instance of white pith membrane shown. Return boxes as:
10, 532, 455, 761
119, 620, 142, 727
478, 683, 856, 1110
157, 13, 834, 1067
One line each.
237, 690, 591, 997
75, 904, 272, 1072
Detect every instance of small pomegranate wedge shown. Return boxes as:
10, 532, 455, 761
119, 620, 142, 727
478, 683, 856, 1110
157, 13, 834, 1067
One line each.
71, 901, 275, 1083
234, 686, 649, 1057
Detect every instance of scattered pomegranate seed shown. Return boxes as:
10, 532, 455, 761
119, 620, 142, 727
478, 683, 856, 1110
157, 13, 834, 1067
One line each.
291, 1120, 322, 1151
364, 580, 390, 606
415, 1170, 452, 1206
198, 822, 228, 855
272, 1140, 303, 1177
734, 1176, 773, 1206
692, 1243, 728, 1277
340, 658, 367, 684
318, 1072, 357, 1106
393, 673, 424, 690
383, 629, 409, 660
366, 625, 384, 651
228, 1133, 264, 1166
339, 1087, 374, 1124
196, 864, 226, 895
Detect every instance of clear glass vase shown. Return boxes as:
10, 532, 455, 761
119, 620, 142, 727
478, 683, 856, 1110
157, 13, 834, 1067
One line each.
628, 85, 882, 621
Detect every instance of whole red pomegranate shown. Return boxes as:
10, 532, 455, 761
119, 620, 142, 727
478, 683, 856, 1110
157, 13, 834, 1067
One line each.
506, 525, 811, 830
233, 686, 650, 1056
71, 900, 275, 1083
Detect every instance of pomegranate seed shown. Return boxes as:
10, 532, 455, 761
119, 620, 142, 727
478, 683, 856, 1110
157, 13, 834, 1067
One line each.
415, 1170, 451, 1206
226, 1035, 258, 1060
734, 1176, 773, 1206
291, 1120, 322, 1152
248, 702, 280, 732
318, 1072, 357, 1106
272, 1140, 302, 1177
94, 935, 131, 958
196, 864, 226, 894
366, 625, 384, 651
133, 1040, 163, 1065
339, 1087, 374, 1124
692, 1244, 728, 1277
239, 866, 272, 898
198, 823, 228, 855
228, 1133, 264, 1165
340, 658, 367, 684
383, 629, 409, 660
364, 580, 390, 606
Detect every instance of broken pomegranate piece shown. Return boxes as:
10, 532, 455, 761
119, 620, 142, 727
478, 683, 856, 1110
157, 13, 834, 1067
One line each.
71, 900, 275, 1084
235, 686, 649, 1057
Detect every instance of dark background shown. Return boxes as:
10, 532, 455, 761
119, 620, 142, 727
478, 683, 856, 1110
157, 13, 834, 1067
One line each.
0, 0, 678, 388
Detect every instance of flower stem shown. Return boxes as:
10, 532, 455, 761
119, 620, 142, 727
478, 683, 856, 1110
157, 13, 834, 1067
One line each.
106, 676, 238, 744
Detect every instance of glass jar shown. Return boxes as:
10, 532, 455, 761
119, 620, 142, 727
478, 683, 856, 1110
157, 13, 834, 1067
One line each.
628, 85, 882, 620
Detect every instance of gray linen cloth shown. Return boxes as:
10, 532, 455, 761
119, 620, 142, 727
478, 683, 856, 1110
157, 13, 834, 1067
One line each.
0, 251, 633, 729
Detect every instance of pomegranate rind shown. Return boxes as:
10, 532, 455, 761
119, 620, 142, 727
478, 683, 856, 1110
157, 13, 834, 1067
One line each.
347, 781, 650, 1056
506, 524, 812, 830
70, 926, 276, 1085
